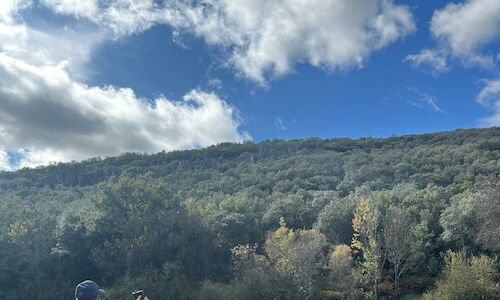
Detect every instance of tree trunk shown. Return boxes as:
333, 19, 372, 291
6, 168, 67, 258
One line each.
394, 263, 400, 299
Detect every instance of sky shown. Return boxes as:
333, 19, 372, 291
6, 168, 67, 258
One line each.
0, 0, 500, 171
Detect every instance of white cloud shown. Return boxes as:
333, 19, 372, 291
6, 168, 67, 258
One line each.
478, 100, 500, 127
175, 0, 416, 84
0, 3, 104, 79
407, 87, 446, 114
0, 1, 248, 169
0, 0, 416, 168
431, 0, 500, 66
404, 49, 448, 74
41, 0, 98, 19
275, 117, 287, 131
0, 149, 11, 171
0, 52, 248, 168
426, 97, 446, 114
407, 0, 500, 72
37, 0, 416, 84
207, 78, 223, 90
477, 79, 500, 106
0, 0, 30, 23
406, 0, 500, 126
477, 79, 500, 126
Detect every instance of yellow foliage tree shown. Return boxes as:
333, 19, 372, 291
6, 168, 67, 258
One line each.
351, 196, 384, 299
328, 244, 359, 299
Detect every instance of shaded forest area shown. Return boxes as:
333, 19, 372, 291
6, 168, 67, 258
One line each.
1, 127, 500, 299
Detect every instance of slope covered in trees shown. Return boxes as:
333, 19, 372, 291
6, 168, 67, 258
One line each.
1, 127, 500, 299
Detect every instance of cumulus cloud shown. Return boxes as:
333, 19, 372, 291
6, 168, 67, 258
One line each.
0, 1, 248, 170
0, 0, 416, 170
0, 52, 248, 168
38, 0, 416, 84
477, 79, 500, 126
431, 0, 500, 65
0, 1, 105, 79
407, 0, 500, 72
185, 0, 415, 84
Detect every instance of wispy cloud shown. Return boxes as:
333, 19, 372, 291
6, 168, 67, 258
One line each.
275, 117, 287, 131
0, 149, 11, 172
274, 117, 296, 131
476, 79, 500, 107
404, 49, 448, 75
477, 78, 500, 126
207, 78, 223, 90
406, 0, 500, 72
407, 87, 447, 115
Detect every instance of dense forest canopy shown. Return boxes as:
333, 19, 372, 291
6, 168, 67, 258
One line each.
1, 127, 500, 299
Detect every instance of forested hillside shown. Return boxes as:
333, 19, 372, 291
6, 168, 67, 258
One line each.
1, 127, 500, 299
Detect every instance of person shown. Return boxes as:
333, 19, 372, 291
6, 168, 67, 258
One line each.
75, 280, 105, 300
74, 280, 149, 300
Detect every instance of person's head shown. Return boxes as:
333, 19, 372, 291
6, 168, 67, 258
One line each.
75, 280, 106, 300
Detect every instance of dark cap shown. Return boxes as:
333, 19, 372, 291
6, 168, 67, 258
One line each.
75, 280, 106, 300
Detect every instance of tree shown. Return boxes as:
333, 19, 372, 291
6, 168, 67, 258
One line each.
403, 185, 447, 277
262, 191, 317, 230
440, 177, 500, 252
315, 195, 354, 244
383, 206, 416, 298
1, 127, 500, 298
470, 178, 500, 252
91, 173, 176, 278
91, 173, 215, 282
351, 196, 384, 299
424, 251, 500, 299
229, 244, 289, 300
440, 191, 476, 250
328, 244, 358, 299
265, 218, 327, 299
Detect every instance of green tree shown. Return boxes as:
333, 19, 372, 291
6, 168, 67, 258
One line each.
315, 194, 354, 244
91, 173, 216, 283
441, 177, 500, 252
424, 251, 500, 300
403, 185, 448, 277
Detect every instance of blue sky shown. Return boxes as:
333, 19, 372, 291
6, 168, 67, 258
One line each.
86, 1, 499, 140
0, 0, 499, 170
